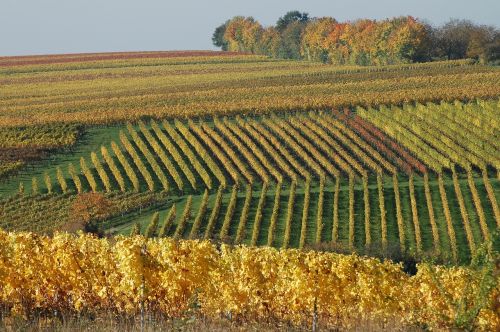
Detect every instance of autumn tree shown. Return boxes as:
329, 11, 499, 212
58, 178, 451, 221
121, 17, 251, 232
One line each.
325, 23, 349, 65
258, 27, 281, 57
213, 13, 496, 64
65, 192, 113, 235
386, 16, 431, 63
223, 16, 264, 53
301, 16, 429, 65
347, 19, 378, 65
301, 17, 337, 62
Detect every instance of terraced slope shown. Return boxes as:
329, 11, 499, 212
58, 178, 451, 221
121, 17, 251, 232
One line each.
1, 100, 498, 264
1, 55, 499, 127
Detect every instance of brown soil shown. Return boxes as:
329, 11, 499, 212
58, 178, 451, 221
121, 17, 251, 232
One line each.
0, 51, 251, 67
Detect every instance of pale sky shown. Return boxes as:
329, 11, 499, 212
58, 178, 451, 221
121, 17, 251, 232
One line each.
1, 0, 498, 56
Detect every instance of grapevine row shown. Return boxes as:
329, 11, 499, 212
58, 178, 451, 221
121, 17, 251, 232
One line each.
282, 180, 297, 249
127, 124, 170, 191
137, 121, 183, 190
188, 121, 237, 186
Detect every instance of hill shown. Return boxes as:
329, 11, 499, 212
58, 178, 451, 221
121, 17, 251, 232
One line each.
0, 50, 499, 330
0, 51, 498, 266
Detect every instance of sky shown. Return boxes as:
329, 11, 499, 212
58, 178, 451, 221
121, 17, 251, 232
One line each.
1, 0, 499, 56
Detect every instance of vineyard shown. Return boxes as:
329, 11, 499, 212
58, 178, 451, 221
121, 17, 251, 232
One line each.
0, 51, 499, 329
0, 231, 498, 331
0, 123, 81, 178
1, 54, 499, 128
1, 99, 498, 264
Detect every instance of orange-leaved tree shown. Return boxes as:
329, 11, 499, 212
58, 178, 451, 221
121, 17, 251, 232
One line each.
65, 192, 113, 235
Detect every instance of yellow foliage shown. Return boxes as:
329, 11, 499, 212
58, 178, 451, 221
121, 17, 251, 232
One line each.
0, 231, 497, 331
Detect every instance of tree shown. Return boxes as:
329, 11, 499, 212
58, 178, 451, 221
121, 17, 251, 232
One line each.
258, 27, 281, 57
212, 21, 229, 51
277, 20, 307, 59
348, 19, 378, 65
224, 16, 264, 53
484, 33, 500, 63
212, 13, 496, 64
65, 192, 112, 235
431, 19, 499, 63
467, 25, 499, 63
325, 23, 350, 65
275, 11, 310, 59
276, 11, 309, 32
387, 16, 431, 64
434, 19, 474, 60
301, 17, 337, 62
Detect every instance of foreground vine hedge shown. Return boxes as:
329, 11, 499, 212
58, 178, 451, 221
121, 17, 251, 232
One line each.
0, 231, 498, 330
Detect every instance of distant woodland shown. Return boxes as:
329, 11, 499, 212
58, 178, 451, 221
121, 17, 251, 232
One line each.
213, 11, 500, 65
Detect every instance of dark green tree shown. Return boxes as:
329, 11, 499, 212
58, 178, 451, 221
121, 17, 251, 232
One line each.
277, 20, 306, 59
274, 11, 310, 59
212, 21, 229, 51
276, 11, 309, 32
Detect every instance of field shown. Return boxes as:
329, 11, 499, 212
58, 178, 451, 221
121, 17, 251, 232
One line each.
1, 54, 499, 128
0, 51, 499, 330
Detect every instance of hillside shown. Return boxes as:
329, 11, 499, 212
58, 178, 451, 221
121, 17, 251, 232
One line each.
0, 50, 499, 330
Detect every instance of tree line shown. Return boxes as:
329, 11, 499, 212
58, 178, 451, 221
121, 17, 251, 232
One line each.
212, 11, 499, 65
